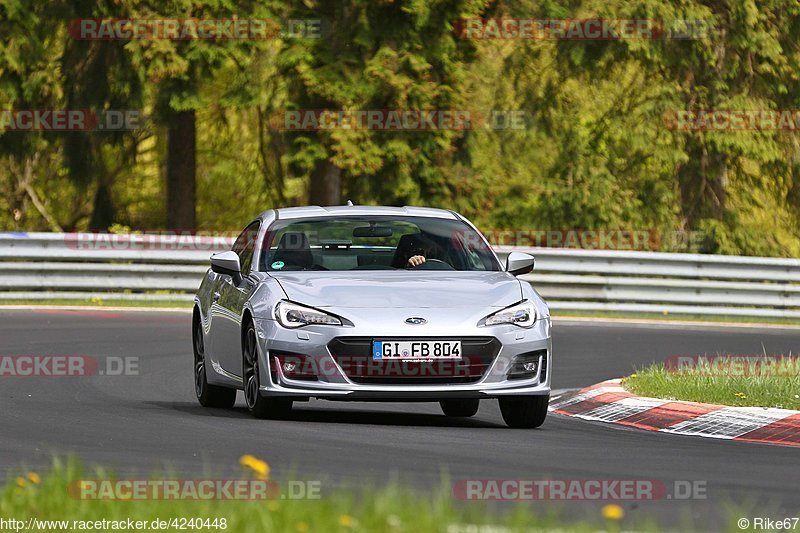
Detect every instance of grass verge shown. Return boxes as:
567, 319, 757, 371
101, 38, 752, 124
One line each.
0, 298, 192, 309
623, 357, 800, 410
0, 459, 644, 533
553, 310, 800, 327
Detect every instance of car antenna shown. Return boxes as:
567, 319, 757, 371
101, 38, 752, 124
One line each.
346, 200, 354, 206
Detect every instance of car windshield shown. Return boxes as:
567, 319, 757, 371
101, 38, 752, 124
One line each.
259, 216, 500, 272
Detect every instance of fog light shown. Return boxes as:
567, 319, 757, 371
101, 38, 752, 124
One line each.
273, 353, 319, 381
507, 351, 546, 380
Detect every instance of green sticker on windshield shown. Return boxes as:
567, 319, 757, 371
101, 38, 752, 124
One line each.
271, 261, 285, 270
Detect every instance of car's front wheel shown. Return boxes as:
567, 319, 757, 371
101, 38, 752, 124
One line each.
194, 316, 236, 408
499, 395, 549, 428
440, 399, 480, 417
243, 321, 293, 419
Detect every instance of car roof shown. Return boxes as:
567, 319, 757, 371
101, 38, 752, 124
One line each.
261, 205, 460, 221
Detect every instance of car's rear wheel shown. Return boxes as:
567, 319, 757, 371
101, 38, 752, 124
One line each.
194, 316, 236, 408
243, 321, 293, 419
499, 395, 549, 428
440, 399, 480, 417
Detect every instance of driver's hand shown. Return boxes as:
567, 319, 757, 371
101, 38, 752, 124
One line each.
407, 255, 426, 267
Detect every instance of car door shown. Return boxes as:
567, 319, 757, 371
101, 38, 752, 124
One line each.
211, 221, 261, 381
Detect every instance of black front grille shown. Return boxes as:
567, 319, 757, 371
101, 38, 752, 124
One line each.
328, 337, 501, 384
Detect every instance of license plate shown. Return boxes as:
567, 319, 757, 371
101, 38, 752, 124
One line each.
372, 340, 462, 361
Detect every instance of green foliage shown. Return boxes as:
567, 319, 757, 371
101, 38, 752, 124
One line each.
0, 0, 799, 256
279, 0, 492, 205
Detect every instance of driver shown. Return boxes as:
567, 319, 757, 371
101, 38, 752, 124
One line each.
393, 233, 445, 268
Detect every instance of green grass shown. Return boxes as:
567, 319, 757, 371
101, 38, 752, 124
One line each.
553, 310, 800, 327
624, 356, 800, 410
0, 459, 641, 533
0, 459, 776, 532
0, 298, 191, 309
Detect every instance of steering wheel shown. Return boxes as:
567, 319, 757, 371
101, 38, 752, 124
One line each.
410, 259, 454, 271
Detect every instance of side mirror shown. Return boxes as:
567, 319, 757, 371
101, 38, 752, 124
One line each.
505, 251, 534, 276
211, 251, 242, 284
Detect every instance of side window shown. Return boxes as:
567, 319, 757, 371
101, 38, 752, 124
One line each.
232, 221, 261, 276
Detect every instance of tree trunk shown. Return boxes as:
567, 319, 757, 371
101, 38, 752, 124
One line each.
89, 181, 114, 231
677, 146, 702, 227
709, 154, 727, 219
309, 158, 341, 205
166, 110, 197, 230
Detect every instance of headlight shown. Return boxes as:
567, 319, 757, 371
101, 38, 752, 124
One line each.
480, 301, 536, 328
274, 301, 342, 328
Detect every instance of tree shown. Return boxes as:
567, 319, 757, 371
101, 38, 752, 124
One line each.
127, 0, 280, 230
0, 0, 144, 231
60, 0, 145, 230
279, 0, 491, 206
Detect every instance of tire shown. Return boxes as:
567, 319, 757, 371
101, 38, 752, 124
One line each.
194, 315, 236, 408
242, 321, 293, 419
499, 395, 549, 429
440, 399, 480, 417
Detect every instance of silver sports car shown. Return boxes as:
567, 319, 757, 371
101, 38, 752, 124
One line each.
192, 205, 552, 428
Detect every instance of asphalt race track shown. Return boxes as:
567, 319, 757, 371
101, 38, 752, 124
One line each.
1, 308, 798, 527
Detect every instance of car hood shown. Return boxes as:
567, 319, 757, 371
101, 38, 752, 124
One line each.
268, 271, 522, 309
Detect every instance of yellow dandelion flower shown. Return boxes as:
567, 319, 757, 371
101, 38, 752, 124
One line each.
239, 455, 270, 479
296, 522, 309, 532
601, 504, 624, 520
15, 477, 26, 488
339, 515, 354, 527
27, 472, 41, 484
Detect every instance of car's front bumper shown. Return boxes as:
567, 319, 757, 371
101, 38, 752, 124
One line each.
252, 312, 552, 400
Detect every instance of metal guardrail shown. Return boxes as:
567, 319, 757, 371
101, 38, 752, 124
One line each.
1, 233, 799, 318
